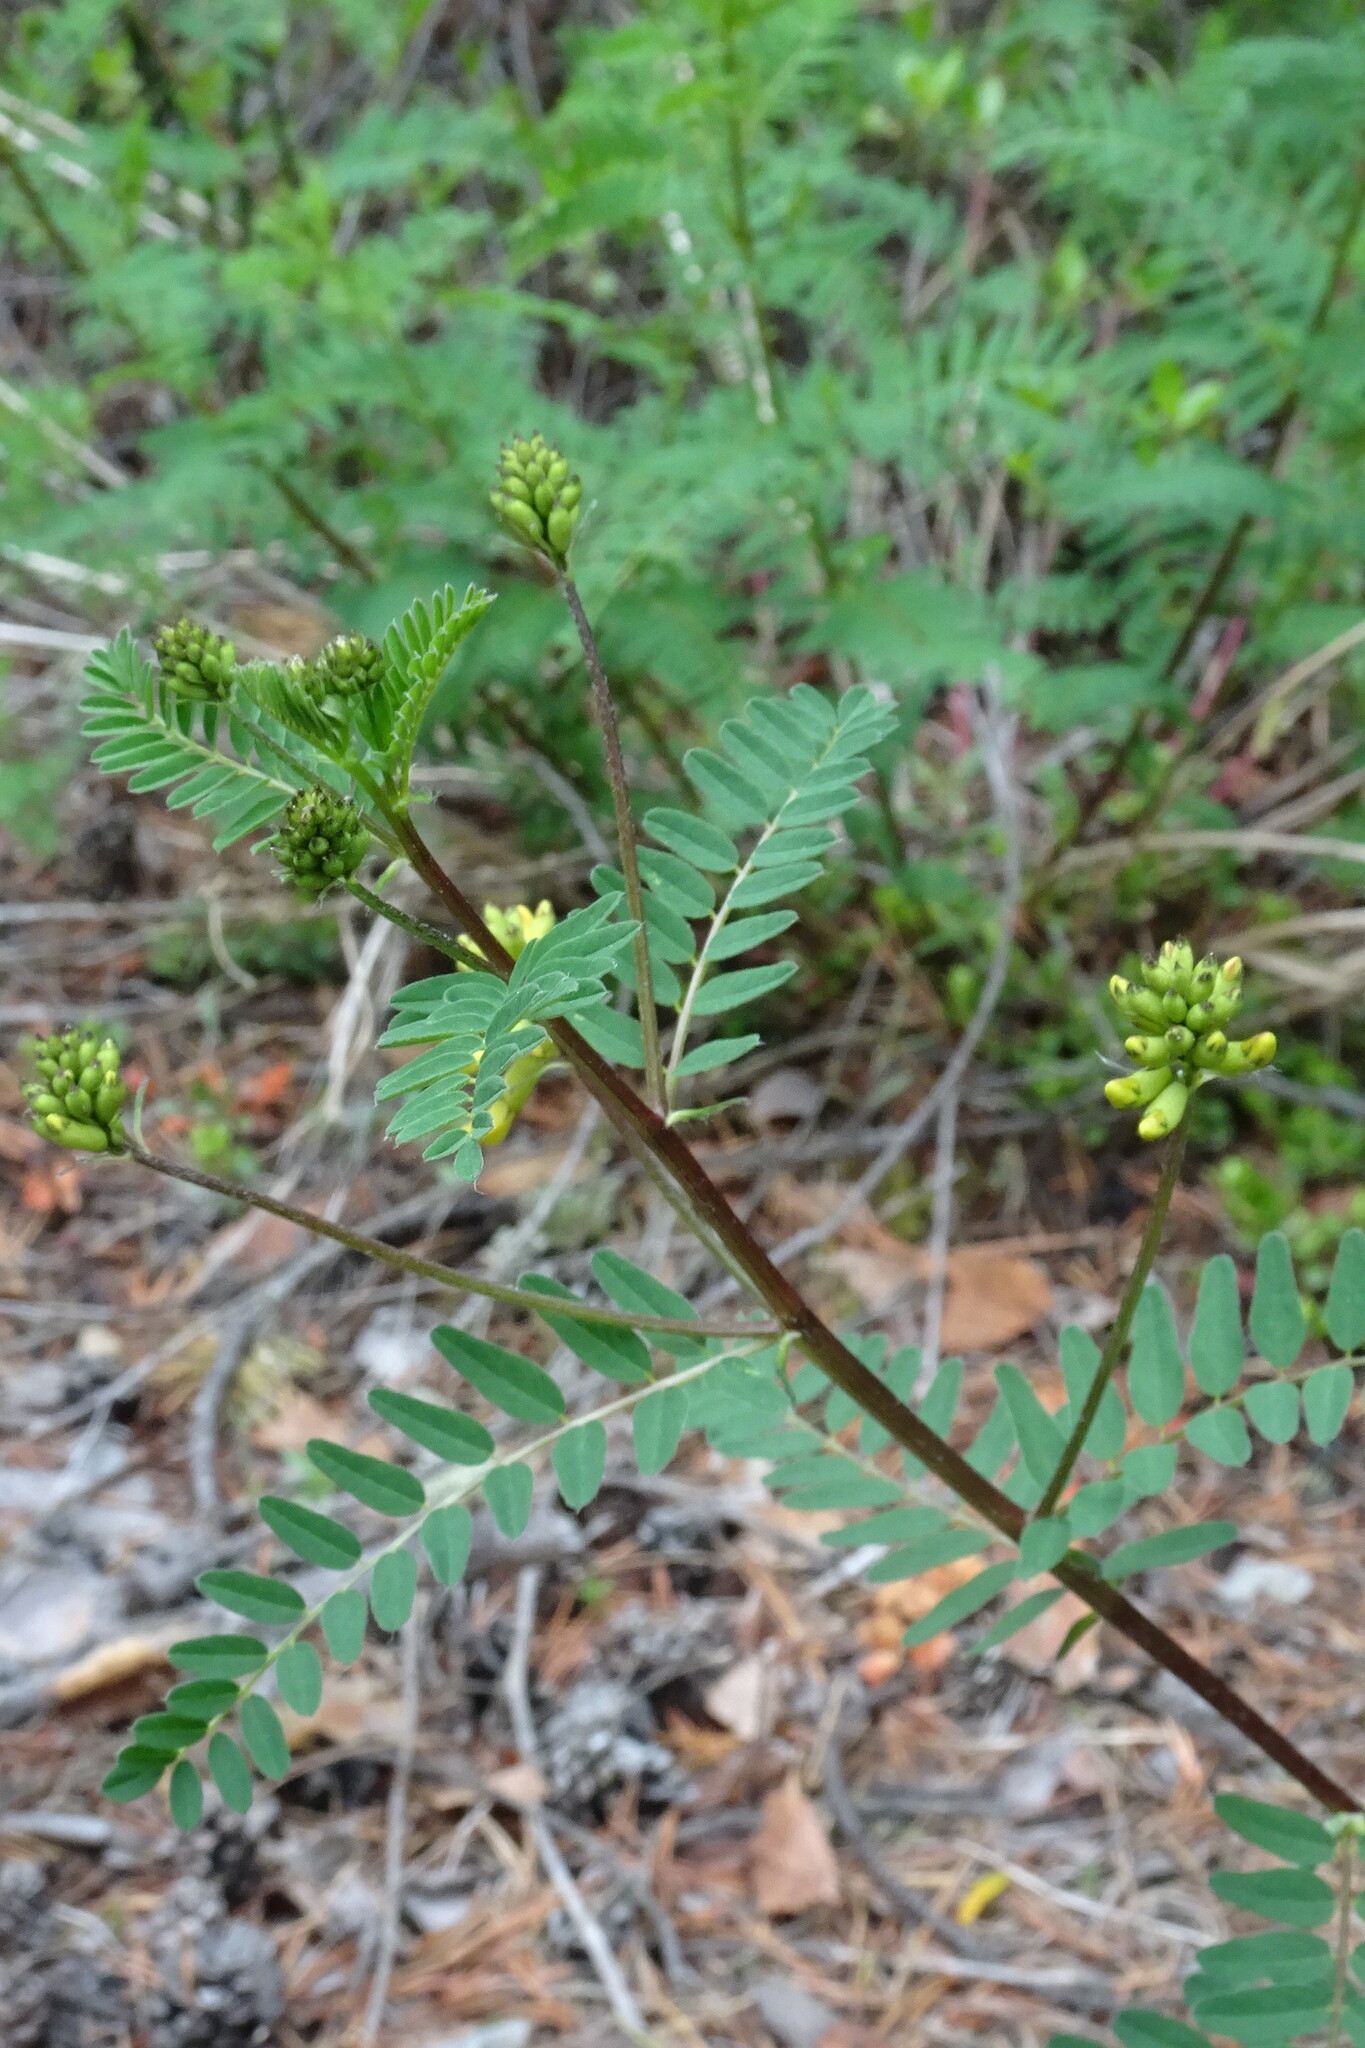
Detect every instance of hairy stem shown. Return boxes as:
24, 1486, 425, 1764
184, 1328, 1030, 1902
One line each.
384, 811, 1361, 1811
559, 574, 667, 1113
1035, 1121, 1189, 1517
121, 1138, 774, 1340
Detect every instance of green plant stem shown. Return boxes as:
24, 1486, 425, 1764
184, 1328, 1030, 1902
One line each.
559, 573, 667, 1113
383, 809, 1361, 1813
1035, 1122, 1190, 1517
121, 1137, 773, 1341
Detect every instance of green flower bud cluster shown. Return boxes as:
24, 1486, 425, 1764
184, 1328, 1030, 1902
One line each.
1105, 942, 1276, 1140
24, 1029, 126, 1153
153, 619, 237, 702
491, 434, 582, 568
270, 786, 370, 900
309, 633, 386, 699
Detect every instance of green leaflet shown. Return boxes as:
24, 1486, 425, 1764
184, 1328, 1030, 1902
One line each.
1249, 1231, 1305, 1369
1018, 1517, 1070, 1574
1194, 1931, 1331, 1981
1302, 1362, 1353, 1445
276, 1641, 323, 1715
704, 909, 798, 962
1128, 1281, 1186, 1427
370, 1548, 418, 1630
592, 1248, 702, 1359
167, 1679, 238, 1718
1122, 1441, 1179, 1501
517, 1274, 653, 1382
1102, 1520, 1236, 1581
321, 1588, 368, 1664
168, 1634, 269, 1679
258, 1495, 362, 1570
552, 1421, 607, 1509
633, 1383, 690, 1473
902, 1561, 1016, 1648
637, 846, 714, 918
1325, 1228, 1365, 1352
690, 960, 797, 1014
971, 1587, 1065, 1655
1068, 1479, 1128, 1537
1207, 1868, 1335, 1928
131, 1713, 209, 1754
1059, 1325, 1127, 1461
574, 1007, 647, 1068
1183, 1405, 1252, 1466
644, 806, 738, 872
432, 1324, 565, 1422
239, 1696, 291, 1779
168, 1760, 203, 1831
820, 1505, 948, 1550
674, 1033, 761, 1075
995, 1364, 1064, 1487
307, 1439, 426, 1517
197, 1570, 306, 1627
422, 1504, 473, 1586
1213, 1794, 1333, 1868
102, 1747, 168, 1802
368, 1388, 494, 1464
483, 1462, 534, 1537
1188, 1255, 1244, 1396
863, 1528, 990, 1581
1244, 1378, 1299, 1443
208, 1732, 254, 1815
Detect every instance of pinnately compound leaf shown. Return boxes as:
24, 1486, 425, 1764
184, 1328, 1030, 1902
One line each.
367, 1388, 494, 1464
1249, 1232, 1305, 1369
1325, 1227, 1365, 1352
1188, 1255, 1244, 1395
197, 1571, 307, 1627
1213, 1794, 1334, 1867
207, 1732, 254, 1815
307, 1439, 426, 1517
168, 1635, 269, 1679
369, 1548, 418, 1631
1128, 1281, 1186, 1426
1302, 1363, 1354, 1445
552, 1422, 607, 1510
431, 1325, 565, 1423
482, 1461, 534, 1537
168, 1759, 203, 1831
1102, 1520, 1236, 1582
422, 1503, 473, 1586
275, 1640, 323, 1715
238, 1696, 290, 1779
258, 1495, 361, 1570
321, 1588, 368, 1664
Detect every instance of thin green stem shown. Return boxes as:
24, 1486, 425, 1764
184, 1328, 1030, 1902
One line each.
121, 1138, 775, 1342
1036, 1121, 1189, 1518
559, 573, 667, 1113
0, 133, 89, 276
257, 461, 377, 582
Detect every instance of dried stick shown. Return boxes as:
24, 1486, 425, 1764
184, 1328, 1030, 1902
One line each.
359, 1606, 422, 2048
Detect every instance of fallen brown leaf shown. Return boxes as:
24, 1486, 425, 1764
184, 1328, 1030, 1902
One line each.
825, 1240, 1052, 1350
750, 1770, 841, 1915
53, 1633, 172, 1702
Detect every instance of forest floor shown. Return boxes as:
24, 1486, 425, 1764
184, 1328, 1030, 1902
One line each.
2, 624, 1363, 2048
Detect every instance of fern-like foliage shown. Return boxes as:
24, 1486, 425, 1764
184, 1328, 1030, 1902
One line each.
578, 680, 897, 1102
81, 631, 309, 849
374, 900, 637, 1177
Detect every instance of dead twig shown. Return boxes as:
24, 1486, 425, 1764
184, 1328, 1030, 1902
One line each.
358, 1604, 422, 2048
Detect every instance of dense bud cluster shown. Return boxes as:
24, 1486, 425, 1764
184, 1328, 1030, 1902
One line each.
24, 1029, 126, 1153
153, 619, 237, 701
270, 787, 370, 900
1105, 942, 1275, 1139
310, 633, 386, 698
491, 434, 582, 568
